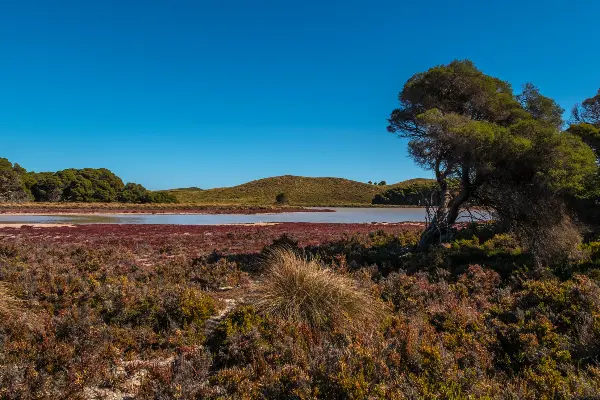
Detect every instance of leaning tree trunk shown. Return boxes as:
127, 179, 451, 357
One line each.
418, 162, 472, 249
418, 183, 451, 249
418, 197, 464, 249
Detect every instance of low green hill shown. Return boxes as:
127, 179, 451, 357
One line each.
164, 175, 434, 206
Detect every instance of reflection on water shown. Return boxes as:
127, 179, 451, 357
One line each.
0, 208, 488, 225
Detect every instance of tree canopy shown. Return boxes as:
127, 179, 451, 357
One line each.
0, 158, 30, 202
563, 89, 600, 225
568, 89, 600, 156
388, 60, 597, 253
57, 168, 125, 202
572, 89, 600, 127
30, 172, 63, 202
0, 159, 177, 204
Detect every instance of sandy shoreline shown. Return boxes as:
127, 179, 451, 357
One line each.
0, 223, 77, 228
0, 212, 287, 216
0, 222, 285, 229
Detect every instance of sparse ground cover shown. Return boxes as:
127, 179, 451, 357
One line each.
1, 222, 600, 399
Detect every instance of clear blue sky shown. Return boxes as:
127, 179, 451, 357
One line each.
1, 0, 598, 189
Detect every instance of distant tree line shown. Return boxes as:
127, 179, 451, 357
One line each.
0, 158, 177, 203
372, 181, 439, 206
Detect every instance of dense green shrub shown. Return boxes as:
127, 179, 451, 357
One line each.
372, 181, 439, 205
118, 182, 150, 203
275, 192, 289, 205
0, 158, 30, 202
0, 157, 178, 203
29, 172, 63, 201
0, 169, 29, 202
145, 191, 178, 203
57, 168, 125, 202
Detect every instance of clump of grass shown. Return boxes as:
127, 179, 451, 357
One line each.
0, 281, 22, 319
252, 248, 383, 331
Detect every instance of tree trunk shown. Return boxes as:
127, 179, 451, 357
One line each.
418, 162, 471, 249
417, 195, 463, 249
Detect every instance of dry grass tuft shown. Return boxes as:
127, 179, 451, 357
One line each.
252, 247, 383, 331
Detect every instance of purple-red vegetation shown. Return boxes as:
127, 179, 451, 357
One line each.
1, 222, 600, 399
0, 222, 420, 256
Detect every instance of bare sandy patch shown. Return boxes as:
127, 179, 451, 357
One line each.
221, 222, 281, 226
0, 223, 75, 228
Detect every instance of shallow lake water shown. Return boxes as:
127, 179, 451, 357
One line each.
0, 208, 488, 225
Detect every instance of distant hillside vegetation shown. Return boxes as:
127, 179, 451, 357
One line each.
0, 157, 177, 204
165, 175, 435, 206
373, 179, 440, 206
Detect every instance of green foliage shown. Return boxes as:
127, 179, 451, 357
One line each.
387, 60, 597, 250
0, 169, 29, 202
373, 180, 438, 205
388, 60, 523, 134
212, 306, 266, 349
0, 158, 177, 203
0, 158, 30, 202
30, 172, 63, 202
0, 158, 13, 170
304, 229, 420, 276
572, 88, 600, 127
275, 192, 289, 205
57, 168, 124, 202
146, 191, 178, 203
177, 287, 216, 327
568, 123, 600, 156
518, 83, 564, 129
566, 91, 600, 226
118, 182, 150, 203
117, 182, 177, 203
